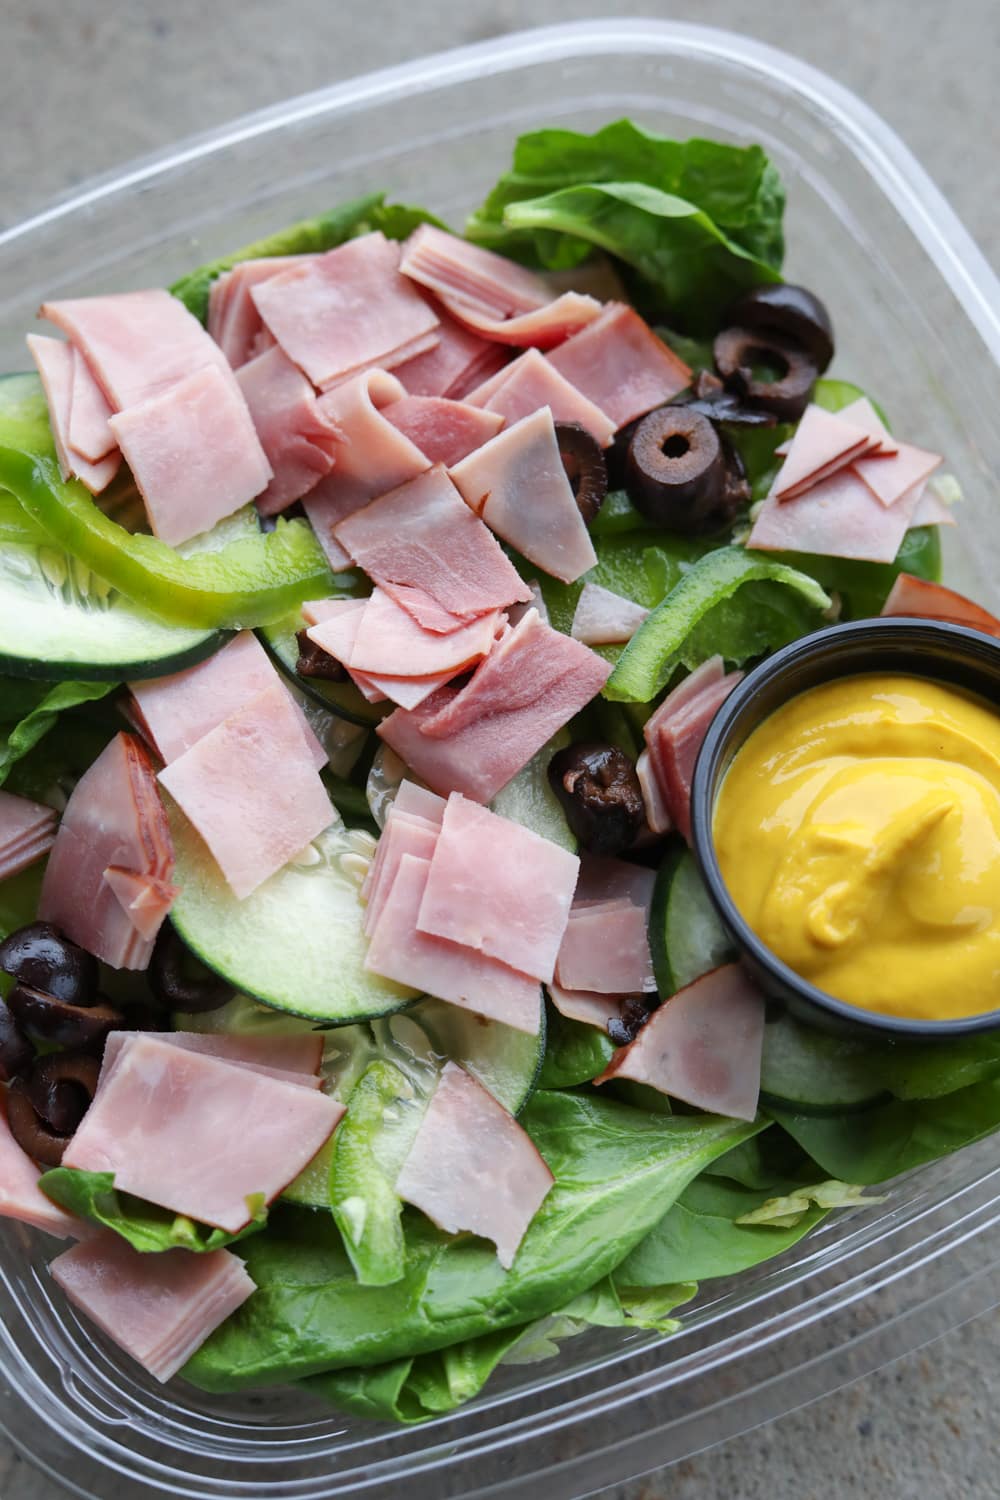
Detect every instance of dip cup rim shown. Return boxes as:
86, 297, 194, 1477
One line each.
690, 614, 1000, 1038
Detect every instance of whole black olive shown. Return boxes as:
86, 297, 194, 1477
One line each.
27, 1052, 101, 1136
296, 629, 348, 683
713, 326, 818, 423
548, 742, 646, 857
607, 996, 653, 1047
0, 1006, 34, 1083
148, 925, 232, 1014
624, 407, 728, 534
6, 983, 124, 1053
0, 922, 99, 1007
554, 422, 608, 525
724, 283, 834, 372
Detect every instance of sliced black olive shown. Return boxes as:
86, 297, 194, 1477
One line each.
605, 416, 640, 491
27, 1052, 101, 1136
548, 742, 646, 857
6, 983, 124, 1053
724, 283, 834, 372
0, 922, 99, 1007
713, 326, 819, 423
607, 996, 653, 1047
0, 1006, 34, 1082
296, 629, 348, 683
554, 422, 608, 525
148, 925, 232, 1014
672, 374, 778, 429
624, 407, 728, 534
6, 1081, 68, 1166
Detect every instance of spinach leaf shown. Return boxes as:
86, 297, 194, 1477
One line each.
40, 1169, 267, 1254
537, 1002, 615, 1089
170, 195, 446, 323
0, 679, 114, 787
466, 122, 784, 329
184, 1091, 759, 1391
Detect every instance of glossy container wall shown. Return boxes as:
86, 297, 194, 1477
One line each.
3, 20, 1000, 1499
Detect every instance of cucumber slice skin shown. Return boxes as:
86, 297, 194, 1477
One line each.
650, 844, 734, 997
257, 613, 386, 727
759, 1014, 887, 1117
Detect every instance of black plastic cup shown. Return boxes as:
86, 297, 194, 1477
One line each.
689, 616, 1000, 1039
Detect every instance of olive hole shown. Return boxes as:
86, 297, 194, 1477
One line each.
748, 346, 789, 383
661, 434, 690, 459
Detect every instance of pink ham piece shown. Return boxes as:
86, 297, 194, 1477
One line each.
547, 303, 691, 429
573, 852, 657, 909
546, 982, 625, 1031
595, 964, 765, 1121
399, 225, 552, 320
362, 810, 440, 936
653, 671, 743, 845
555, 901, 656, 994
636, 747, 672, 835
333, 465, 531, 630
880, 573, 1000, 635
469, 349, 616, 448
68, 345, 116, 462
108, 363, 272, 546
65, 1032, 344, 1232
774, 403, 875, 502
643, 657, 725, 763
129, 630, 325, 770
747, 466, 924, 564
378, 608, 612, 803
302, 598, 453, 709
392, 305, 511, 400
835, 396, 899, 456
103, 868, 179, 943
236, 345, 340, 515
853, 438, 943, 509
39, 733, 174, 969
26, 335, 121, 494
50, 1232, 256, 1383
159, 681, 333, 900
394, 1060, 553, 1267
307, 588, 498, 683
0, 1094, 82, 1239
251, 232, 440, 391
0, 790, 57, 881
571, 581, 649, 645
303, 370, 429, 568
910, 487, 956, 528
450, 408, 597, 585
415, 792, 579, 983
100, 1029, 323, 1089
445, 293, 603, 350
364, 852, 541, 1033
208, 256, 310, 370
384, 395, 503, 467
393, 780, 446, 824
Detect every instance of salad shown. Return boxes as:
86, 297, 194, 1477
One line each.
0, 118, 996, 1426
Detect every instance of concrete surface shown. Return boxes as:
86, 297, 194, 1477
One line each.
2, 1, 999, 1495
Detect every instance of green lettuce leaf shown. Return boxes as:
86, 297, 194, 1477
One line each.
330, 1059, 420, 1287
39, 1168, 268, 1253
0, 679, 114, 787
537, 1002, 615, 1090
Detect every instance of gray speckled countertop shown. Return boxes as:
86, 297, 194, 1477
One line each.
3, 2, 1000, 1495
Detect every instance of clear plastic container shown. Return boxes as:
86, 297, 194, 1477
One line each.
3, 18, 1000, 1499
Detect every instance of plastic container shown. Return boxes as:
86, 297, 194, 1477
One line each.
3, 18, 1000, 1499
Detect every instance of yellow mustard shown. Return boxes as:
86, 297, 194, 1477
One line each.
713, 674, 1000, 1021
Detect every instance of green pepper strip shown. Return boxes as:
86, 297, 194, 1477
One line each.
604, 547, 832, 703
0, 448, 333, 631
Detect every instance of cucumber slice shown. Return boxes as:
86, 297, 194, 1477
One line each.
650, 845, 734, 996
490, 730, 576, 851
759, 1014, 886, 1116
258, 609, 386, 727
168, 806, 414, 1024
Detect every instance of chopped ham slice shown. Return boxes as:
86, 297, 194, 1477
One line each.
595, 964, 765, 1120
129, 631, 325, 771
653, 672, 743, 844
774, 404, 875, 502
50, 1232, 256, 1383
643, 656, 725, 770
384, 395, 503, 467
853, 439, 943, 509
450, 408, 597, 585
378, 609, 611, 803
393, 304, 511, 399
546, 302, 691, 428
556, 901, 656, 994
546, 982, 625, 1031
252, 232, 440, 391
416, 792, 579, 983
573, 852, 656, 910
333, 465, 531, 628
0, 790, 57, 882
100, 1029, 323, 1089
362, 809, 440, 936
103, 868, 179, 942
571, 581, 649, 645
748, 467, 924, 563
0, 1094, 82, 1239
26, 334, 121, 494
39, 733, 174, 969
302, 598, 449, 709
394, 1060, 553, 1267
393, 780, 446, 824
880, 573, 1000, 635
836, 396, 899, 456
636, 747, 671, 835
207, 256, 309, 369
65, 1032, 344, 1232
445, 293, 604, 350
236, 345, 340, 515
910, 487, 956, 527
469, 349, 616, 448
302, 370, 429, 567
399, 225, 551, 321
68, 345, 116, 462
159, 682, 333, 900
365, 852, 541, 1032
307, 588, 497, 682
108, 363, 272, 546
